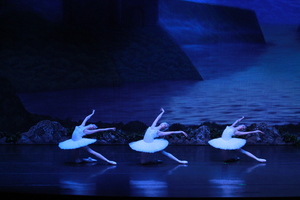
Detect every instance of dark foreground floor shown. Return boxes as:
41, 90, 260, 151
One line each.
1, 144, 300, 199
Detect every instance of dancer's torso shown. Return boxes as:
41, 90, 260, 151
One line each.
143, 127, 159, 143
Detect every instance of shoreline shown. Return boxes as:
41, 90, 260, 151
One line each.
1, 118, 299, 146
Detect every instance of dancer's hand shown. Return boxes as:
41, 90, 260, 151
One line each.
181, 131, 188, 137
110, 127, 116, 131
256, 130, 264, 134
160, 108, 165, 112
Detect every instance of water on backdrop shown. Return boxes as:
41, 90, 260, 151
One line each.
18, 25, 300, 126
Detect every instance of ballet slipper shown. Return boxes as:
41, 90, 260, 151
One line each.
75, 158, 83, 164
257, 158, 266, 162
178, 160, 188, 164
107, 160, 117, 165
82, 157, 97, 162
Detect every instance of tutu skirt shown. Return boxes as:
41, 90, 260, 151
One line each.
58, 138, 97, 150
208, 138, 246, 150
129, 139, 169, 153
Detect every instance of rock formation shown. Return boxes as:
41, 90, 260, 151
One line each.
17, 120, 69, 144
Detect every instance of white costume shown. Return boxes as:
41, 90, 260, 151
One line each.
129, 127, 169, 153
59, 126, 96, 150
208, 126, 246, 150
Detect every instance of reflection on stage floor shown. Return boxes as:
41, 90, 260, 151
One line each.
1, 145, 300, 198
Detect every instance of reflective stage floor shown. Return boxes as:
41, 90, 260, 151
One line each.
1, 144, 300, 199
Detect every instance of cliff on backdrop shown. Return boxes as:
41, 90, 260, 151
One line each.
0, 0, 265, 93
0, 0, 201, 93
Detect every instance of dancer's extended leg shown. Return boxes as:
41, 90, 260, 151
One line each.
161, 150, 188, 164
83, 146, 117, 165
239, 149, 266, 162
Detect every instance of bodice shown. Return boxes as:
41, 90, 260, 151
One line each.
221, 126, 235, 140
71, 126, 85, 141
143, 127, 159, 143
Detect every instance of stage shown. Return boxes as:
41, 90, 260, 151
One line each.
1, 144, 300, 198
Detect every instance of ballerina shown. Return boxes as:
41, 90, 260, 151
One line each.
129, 108, 188, 165
59, 109, 117, 165
208, 116, 266, 163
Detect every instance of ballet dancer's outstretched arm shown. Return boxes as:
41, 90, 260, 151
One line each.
84, 127, 116, 135
151, 108, 165, 128
231, 116, 245, 127
158, 130, 188, 137
235, 130, 264, 136
80, 109, 95, 127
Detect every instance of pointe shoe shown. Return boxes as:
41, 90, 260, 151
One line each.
179, 160, 188, 164
257, 158, 266, 162
82, 157, 97, 162
75, 158, 83, 164
108, 160, 117, 165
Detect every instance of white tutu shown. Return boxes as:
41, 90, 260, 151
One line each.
208, 138, 246, 150
58, 138, 97, 150
129, 139, 169, 153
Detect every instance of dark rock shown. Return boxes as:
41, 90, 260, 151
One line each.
122, 121, 148, 134
169, 123, 186, 132
245, 123, 285, 145
17, 120, 68, 144
195, 125, 211, 145
168, 125, 210, 145
99, 132, 117, 144
1, 119, 297, 145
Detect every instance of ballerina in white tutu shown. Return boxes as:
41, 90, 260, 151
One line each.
59, 109, 117, 165
208, 116, 266, 162
129, 108, 188, 165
